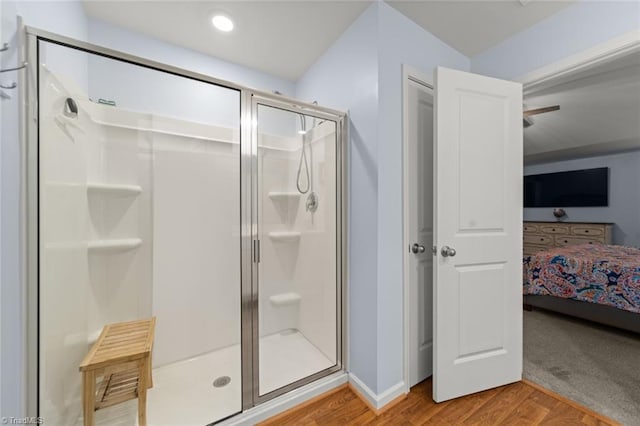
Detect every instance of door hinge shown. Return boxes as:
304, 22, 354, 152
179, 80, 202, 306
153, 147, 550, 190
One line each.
432, 245, 437, 255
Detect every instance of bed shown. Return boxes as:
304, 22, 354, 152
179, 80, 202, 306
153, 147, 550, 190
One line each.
523, 243, 640, 333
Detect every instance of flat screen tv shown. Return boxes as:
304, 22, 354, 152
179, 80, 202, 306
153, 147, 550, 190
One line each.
524, 167, 609, 207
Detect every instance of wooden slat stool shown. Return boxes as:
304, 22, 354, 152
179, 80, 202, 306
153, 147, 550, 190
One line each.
79, 318, 156, 426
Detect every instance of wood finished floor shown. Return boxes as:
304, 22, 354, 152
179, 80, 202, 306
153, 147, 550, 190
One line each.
260, 379, 618, 425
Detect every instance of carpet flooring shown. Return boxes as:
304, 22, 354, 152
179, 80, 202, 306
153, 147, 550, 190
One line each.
524, 308, 640, 425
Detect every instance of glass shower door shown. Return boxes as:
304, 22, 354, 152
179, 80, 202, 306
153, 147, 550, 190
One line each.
253, 99, 342, 399
37, 39, 242, 426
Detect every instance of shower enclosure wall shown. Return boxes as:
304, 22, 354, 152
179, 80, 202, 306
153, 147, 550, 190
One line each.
26, 29, 345, 426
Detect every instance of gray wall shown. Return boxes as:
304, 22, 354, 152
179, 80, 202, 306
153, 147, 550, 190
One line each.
297, 4, 382, 392
524, 150, 640, 247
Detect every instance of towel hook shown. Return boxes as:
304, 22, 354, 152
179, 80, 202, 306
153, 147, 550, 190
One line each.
1, 43, 23, 95
0, 61, 27, 73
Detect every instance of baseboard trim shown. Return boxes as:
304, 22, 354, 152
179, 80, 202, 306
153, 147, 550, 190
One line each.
348, 374, 407, 416
523, 379, 621, 426
220, 372, 348, 425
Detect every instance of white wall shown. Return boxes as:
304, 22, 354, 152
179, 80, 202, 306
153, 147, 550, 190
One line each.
524, 150, 640, 248
152, 130, 242, 366
470, 0, 640, 80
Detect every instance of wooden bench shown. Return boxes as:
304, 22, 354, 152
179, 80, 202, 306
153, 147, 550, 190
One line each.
79, 318, 156, 426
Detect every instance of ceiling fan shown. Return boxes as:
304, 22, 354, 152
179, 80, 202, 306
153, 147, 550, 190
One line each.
523, 105, 560, 128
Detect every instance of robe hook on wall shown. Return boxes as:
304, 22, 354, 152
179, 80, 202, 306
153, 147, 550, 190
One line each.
1, 40, 27, 73
0, 61, 28, 73
1, 43, 26, 95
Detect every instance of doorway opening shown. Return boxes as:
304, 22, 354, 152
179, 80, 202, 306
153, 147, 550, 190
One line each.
520, 41, 640, 425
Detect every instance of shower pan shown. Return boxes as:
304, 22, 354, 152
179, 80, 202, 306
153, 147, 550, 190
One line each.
24, 27, 346, 426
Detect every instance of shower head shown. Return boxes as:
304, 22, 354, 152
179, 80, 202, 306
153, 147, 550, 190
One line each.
64, 97, 78, 118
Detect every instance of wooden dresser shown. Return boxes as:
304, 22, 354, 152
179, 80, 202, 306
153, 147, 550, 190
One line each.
523, 221, 613, 256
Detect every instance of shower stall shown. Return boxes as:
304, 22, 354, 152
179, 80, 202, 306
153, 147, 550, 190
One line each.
25, 28, 345, 425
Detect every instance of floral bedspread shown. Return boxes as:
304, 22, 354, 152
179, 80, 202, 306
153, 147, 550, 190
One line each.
523, 244, 640, 313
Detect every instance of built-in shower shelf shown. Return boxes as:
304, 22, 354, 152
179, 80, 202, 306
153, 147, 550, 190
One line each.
87, 183, 142, 197
268, 192, 300, 202
88, 238, 142, 253
269, 292, 301, 307
268, 231, 301, 243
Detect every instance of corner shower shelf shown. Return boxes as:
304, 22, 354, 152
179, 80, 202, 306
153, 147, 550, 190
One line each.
269, 292, 301, 307
88, 238, 142, 253
267, 231, 301, 243
268, 192, 300, 202
87, 183, 142, 197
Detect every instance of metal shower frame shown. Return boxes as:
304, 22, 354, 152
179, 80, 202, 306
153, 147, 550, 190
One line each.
22, 24, 348, 419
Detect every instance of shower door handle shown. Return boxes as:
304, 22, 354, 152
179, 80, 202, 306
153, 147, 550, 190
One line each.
253, 239, 261, 263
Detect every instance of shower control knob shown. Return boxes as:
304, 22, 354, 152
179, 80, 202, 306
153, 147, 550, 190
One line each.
412, 243, 426, 254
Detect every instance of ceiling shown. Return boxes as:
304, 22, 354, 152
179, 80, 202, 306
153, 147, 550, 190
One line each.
523, 52, 640, 164
386, 0, 576, 57
82, 1, 371, 81
83, 0, 577, 81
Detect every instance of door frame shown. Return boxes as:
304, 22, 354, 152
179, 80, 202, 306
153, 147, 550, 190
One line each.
401, 64, 433, 394
401, 29, 640, 396
23, 25, 348, 419
516, 29, 640, 95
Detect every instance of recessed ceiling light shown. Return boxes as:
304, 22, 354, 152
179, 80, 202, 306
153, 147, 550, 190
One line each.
298, 130, 307, 135
212, 15, 234, 32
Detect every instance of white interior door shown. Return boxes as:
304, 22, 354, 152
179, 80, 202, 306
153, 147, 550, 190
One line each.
407, 77, 434, 387
433, 67, 523, 402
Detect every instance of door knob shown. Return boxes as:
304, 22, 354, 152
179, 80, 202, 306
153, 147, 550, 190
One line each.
412, 243, 426, 254
441, 246, 456, 257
